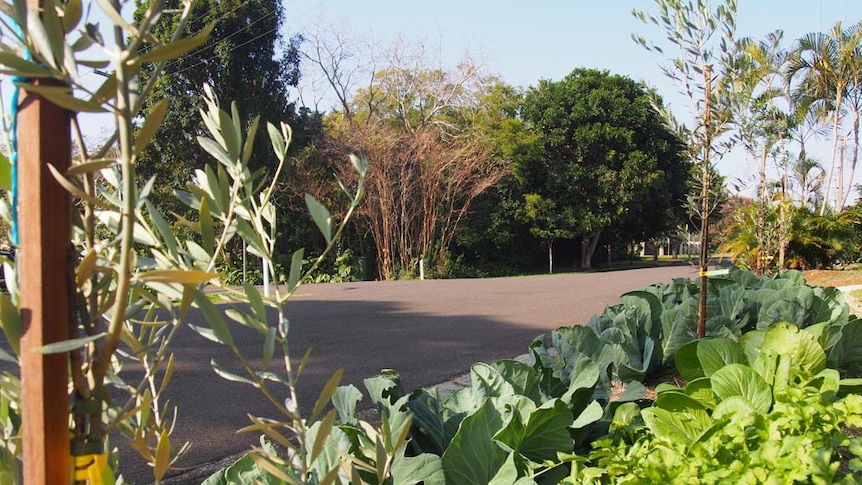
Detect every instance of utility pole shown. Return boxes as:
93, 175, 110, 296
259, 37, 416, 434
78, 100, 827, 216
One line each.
18, 0, 72, 480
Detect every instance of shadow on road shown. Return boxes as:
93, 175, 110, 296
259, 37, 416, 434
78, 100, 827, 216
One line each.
124, 299, 550, 484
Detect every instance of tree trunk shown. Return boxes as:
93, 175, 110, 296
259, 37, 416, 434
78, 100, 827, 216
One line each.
820, 88, 844, 215
836, 135, 844, 210
582, 230, 602, 270
548, 239, 554, 274
779, 204, 786, 271
839, 109, 859, 210
756, 143, 767, 276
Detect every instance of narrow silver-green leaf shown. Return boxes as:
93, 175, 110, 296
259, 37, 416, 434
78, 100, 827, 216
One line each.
229, 102, 242, 158
188, 324, 219, 344
48, 164, 111, 209
242, 116, 259, 165
311, 369, 343, 422
0, 346, 17, 363
17, 83, 106, 113
95, 211, 159, 246
76, 59, 111, 69
350, 153, 368, 177
309, 410, 336, 465
71, 34, 94, 52
63, 33, 79, 81
244, 282, 266, 322
12, 0, 25, 36
0, 293, 20, 356
32, 332, 107, 354
179, 284, 196, 321
154, 428, 171, 482
92, 73, 117, 105
199, 105, 224, 149
199, 196, 215, 254
137, 22, 215, 64
40, 0, 65, 71
93, 0, 139, 38
198, 136, 234, 168
219, 105, 240, 161
135, 97, 169, 156
62, 0, 83, 33
0, 52, 54, 77
234, 220, 267, 258
262, 326, 276, 369
267, 122, 285, 159
26, 9, 57, 69
156, 355, 177, 402
256, 370, 288, 385
194, 292, 234, 348
304, 194, 332, 243
211, 359, 255, 385
0, 152, 10, 191
288, 248, 304, 293
146, 200, 178, 257
67, 158, 115, 176
184, 241, 211, 267
225, 308, 256, 328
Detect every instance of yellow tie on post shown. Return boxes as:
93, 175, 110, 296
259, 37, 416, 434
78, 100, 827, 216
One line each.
74, 453, 108, 485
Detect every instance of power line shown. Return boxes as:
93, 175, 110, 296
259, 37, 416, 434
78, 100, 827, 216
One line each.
132, 0, 260, 64
284, 0, 332, 23
161, 8, 278, 74
184, 0, 255, 35
167, 23, 279, 78
79, 0, 332, 85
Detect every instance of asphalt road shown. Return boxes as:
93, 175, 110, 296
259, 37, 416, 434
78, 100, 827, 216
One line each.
114, 264, 697, 484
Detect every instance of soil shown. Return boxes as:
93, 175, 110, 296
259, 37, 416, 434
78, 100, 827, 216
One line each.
802, 269, 862, 288
802, 269, 862, 315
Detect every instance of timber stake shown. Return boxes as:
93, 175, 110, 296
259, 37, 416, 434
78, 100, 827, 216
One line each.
18, 74, 72, 482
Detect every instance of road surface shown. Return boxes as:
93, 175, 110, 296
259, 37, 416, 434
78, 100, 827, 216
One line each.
118, 265, 697, 483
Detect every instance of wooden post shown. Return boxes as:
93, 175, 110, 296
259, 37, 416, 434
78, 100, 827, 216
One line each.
18, 72, 72, 483
697, 65, 712, 340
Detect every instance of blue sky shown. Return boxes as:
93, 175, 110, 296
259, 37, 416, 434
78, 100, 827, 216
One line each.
282, 0, 862, 198
62, 1, 862, 199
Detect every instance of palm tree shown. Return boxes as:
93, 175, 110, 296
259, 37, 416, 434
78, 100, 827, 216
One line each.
787, 20, 862, 215
784, 91, 829, 208
840, 52, 862, 209
791, 154, 825, 209
732, 31, 790, 274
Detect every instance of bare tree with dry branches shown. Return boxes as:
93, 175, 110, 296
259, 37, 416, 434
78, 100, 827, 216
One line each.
302, 27, 508, 278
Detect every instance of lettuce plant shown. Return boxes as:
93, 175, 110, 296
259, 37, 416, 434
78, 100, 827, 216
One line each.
574, 323, 862, 484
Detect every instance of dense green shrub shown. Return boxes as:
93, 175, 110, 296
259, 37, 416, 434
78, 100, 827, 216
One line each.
720, 202, 862, 271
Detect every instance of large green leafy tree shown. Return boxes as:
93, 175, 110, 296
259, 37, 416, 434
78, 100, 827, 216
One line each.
521, 68, 689, 269
133, 0, 303, 218
454, 82, 543, 275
